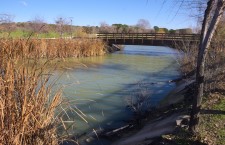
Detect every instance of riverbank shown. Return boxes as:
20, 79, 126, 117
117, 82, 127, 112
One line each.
64, 60, 197, 145
0, 37, 121, 71
109, 76, 193, 145
57, 45, 181, 145
0, 38, 121, 145
71, 76, 193, 145
115, 47, 225, 145
0, 40, 62, 144
152, 93, 225, 145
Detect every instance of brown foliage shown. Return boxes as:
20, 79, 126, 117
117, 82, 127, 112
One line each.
0, 53, 62, 145
0, 38, 106, 59
0, 37, 107, 144
176, 27, 225, 94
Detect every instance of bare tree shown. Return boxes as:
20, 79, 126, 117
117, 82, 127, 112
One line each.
189, 0, 225, 133
29, 16, 46, 35
0, 14, 14, 24
0, 14, 15, 36
99, 22, 112, 33
136, 19, 151, 32
55, 17, 70, 38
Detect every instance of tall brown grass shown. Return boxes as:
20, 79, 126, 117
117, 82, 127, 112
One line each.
0, 61, 62, 145
0, 38, 64, 145
0, 38, 106, 59
0, 37, 108, 144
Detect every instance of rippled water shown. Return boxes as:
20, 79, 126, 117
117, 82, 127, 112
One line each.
53, 45, 180, 144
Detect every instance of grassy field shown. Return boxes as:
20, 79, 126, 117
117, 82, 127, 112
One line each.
0, 30, 71, 38
199, 93, 225, 145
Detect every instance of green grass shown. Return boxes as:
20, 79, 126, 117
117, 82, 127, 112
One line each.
0, 29, 72, 38
213, 98, 225, 110
217, 129, 225, 145
160, 94, 225, 145
199, 94, 225, 144
38, 31, 60, 38
0, 29, 31, 38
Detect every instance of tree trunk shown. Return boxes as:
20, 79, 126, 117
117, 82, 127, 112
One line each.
189, 0, 225, 133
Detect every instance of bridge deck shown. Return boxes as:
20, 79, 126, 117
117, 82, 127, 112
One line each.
97, 33, 200, 47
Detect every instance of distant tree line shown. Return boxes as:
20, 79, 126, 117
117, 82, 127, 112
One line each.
0, 15, 194, 38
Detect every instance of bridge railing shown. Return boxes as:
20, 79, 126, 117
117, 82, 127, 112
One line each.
96, 33, 200, 41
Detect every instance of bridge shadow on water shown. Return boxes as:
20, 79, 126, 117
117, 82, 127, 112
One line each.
60, 57, 180, 145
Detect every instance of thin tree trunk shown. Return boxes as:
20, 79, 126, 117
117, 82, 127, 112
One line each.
189, 0, 225, 133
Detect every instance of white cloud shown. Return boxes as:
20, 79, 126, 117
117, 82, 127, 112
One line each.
20, 1, 28, 7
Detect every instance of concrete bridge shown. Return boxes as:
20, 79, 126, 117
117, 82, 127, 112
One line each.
97, 33, 200, 47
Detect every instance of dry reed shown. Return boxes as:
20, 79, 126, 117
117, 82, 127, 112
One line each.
0, 38, 106, 59
0, 37, 107, 144
0, 39, 63, 145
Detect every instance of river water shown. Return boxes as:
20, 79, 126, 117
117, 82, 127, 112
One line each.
53, 45, 180, 145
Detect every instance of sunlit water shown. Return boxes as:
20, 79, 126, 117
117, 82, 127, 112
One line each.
52, 45, 180, 145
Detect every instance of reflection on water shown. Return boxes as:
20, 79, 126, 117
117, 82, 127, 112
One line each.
53, 45, 180, 144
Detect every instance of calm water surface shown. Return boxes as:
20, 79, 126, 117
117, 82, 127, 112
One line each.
53, 45, 180, 144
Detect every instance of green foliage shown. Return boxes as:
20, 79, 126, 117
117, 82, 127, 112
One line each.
112, 24, 130, 33
163, 28, 169, 33
9, 29, 31, 38
121, 24, 129, 33
0, 29, 63, 38
112, 24, 123, 33
154, 26, 159, 32
212, 99, 225, 120
217, 129, 225, 145
169, 29, 176, 34
38, 31, 60, 38
197, 95, 225, 145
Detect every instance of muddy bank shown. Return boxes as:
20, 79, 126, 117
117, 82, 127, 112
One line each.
113, 113, 190, 145
60, 46, 189, 145
159, 76, 195, 108
73, 77, 194, 145
112, 77, 194, 145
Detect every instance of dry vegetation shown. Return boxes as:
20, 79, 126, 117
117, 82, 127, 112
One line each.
168, 20, 225, 145
0, 37, 107, 144
175, 40, 199, 75
176, 28, 225, 94
0, 45, 62, 144
0, 38, 106, 59
125, 82, 152, 115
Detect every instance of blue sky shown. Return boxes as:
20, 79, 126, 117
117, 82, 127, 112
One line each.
1, 0, 198, 29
